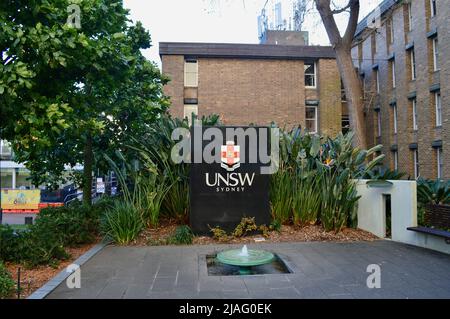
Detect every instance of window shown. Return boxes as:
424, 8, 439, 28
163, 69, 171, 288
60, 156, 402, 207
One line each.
413, 149, 420, 179
410, 49, 416, 80
376, 110, 382, 137
375, 69, 380, 93
436, 147, 443, 179
412, 98, 418, 131
183, 104, 198, 125
430, 0, 437, 17
305, 106, 318, 133
184, 60, 198, 87
387, 18, 394, 44
391, 60, 396, 88
304, 62, 316, 88
393, 104, 398, 134
408, 2, 413, 31
435, 91, 442, 126
0, 140, 12, 158
342, 115, 350, 135
392, 151, 398, 170
432, 37, 439, 71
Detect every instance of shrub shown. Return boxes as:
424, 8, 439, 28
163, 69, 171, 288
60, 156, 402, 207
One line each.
167, 225, 193, 245
417, 178, 450, 206
0, 262, 15, 299
270, 169, 293, 224
271, 128, 384, 232
36, 206, 97, 247
0, 225, 23, 262
101, 202, 144, 245
232, 217, 258, 237
292, 171, 321, 226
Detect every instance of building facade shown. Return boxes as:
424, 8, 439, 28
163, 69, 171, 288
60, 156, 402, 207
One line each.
160, 42, 345, 136
352, 0, 449, 180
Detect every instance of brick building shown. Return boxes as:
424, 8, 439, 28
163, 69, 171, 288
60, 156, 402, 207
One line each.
160, 42, 345, 137
352, 0, 449, 180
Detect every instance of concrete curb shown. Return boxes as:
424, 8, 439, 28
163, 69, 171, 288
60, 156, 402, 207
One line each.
27, 242, 108, 299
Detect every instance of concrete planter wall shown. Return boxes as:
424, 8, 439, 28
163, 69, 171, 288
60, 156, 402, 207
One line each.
355, 180, 450, 254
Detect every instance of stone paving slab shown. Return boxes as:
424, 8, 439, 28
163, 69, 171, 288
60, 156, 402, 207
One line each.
46, 241, 450, 299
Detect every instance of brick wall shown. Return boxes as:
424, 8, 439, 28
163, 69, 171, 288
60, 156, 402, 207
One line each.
353, 0, 449, 180
161, 55, 342, 135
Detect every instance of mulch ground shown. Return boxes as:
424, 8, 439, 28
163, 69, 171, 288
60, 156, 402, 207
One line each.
5, 242, 97, 299
131, 219, 378, 246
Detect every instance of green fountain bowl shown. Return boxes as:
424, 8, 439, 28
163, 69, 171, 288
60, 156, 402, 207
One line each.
216, 249, 275, 267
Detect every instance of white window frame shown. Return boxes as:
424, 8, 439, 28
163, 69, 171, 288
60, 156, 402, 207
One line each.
430, 0, 437, 17
408, 2, 413, 31
184, 60, 198, 87
391, 60, 396, 88
304, 62, 316, 88
377, 110, 382, 137
435, 91, 442, 126
388, 18, 394, 44
436, 147, 442, 179
410, 49, 416, 80
393, 104, 398, 134
305, 106, 318, 134
412, 98, 418, 131
432, 37, 439, 71
414, 149, 420, 179
393, 150, 398, 170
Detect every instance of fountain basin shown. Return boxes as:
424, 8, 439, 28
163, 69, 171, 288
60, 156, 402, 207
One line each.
216, 248, 275, 267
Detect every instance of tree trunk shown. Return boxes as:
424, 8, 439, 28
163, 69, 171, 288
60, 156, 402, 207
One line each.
315, 0, 367, 149
335, 47, 367, 149
83, 133, 93, 206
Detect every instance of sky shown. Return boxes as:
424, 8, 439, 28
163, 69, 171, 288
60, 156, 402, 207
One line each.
123, 0, 382, 67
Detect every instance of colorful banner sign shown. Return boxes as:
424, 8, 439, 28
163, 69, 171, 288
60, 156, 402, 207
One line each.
0, 189, 41, 210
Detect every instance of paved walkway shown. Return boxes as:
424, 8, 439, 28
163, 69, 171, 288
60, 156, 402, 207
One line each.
47, 241, 450, 299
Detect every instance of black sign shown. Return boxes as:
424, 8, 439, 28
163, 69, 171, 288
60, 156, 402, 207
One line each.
190, 126, 271, 234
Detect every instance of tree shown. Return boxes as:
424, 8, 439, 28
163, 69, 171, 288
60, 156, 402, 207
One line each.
0, 0, 168, 204
314, 0, 366, 149
206, 0, 367, 149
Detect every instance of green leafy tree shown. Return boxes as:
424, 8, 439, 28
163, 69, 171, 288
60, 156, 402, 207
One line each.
0, 0, 168, 204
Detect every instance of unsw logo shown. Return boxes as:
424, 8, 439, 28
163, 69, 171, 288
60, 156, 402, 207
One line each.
221, 141, 240, 171
205, 141, 254, 192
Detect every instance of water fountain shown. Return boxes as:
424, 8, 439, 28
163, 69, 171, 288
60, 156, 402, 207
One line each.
216, 245, 275, 275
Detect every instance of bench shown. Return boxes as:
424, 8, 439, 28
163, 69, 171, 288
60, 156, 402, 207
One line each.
407, 226, 450, 244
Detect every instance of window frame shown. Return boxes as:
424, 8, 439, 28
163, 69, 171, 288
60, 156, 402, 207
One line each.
412, 98, 418, 131
432, 37, 439, 71
184, 60, 198, 87
414, 149, 420, 179
410, 49, 416, 80
430, 0, 437, 17
388, 18, 394, 44
435, 91, 442, 127
391, 60, 396, 88
436, 147, 443, 179
393, 104, 398, 134
408, 2, 413, 31
305, 105, 318, 134
393, 150, 398, 171
304, 62, 317, 88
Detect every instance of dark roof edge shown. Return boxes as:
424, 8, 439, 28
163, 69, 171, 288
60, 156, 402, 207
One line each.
159, 42, 336, 59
